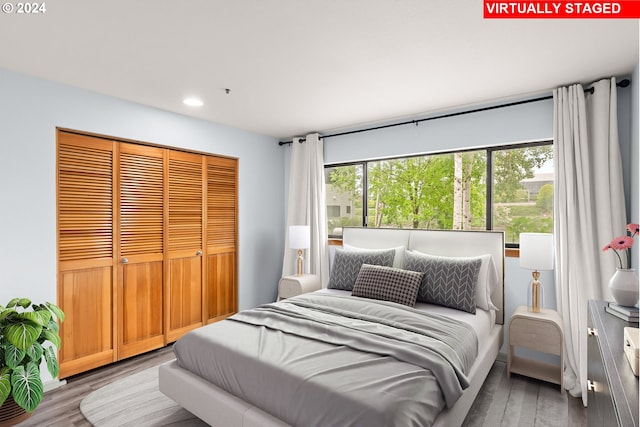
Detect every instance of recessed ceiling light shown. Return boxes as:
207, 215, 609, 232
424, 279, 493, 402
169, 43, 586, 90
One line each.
183, 97, 204, 107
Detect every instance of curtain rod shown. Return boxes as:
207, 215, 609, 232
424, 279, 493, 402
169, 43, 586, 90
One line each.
278, 78, 630, 146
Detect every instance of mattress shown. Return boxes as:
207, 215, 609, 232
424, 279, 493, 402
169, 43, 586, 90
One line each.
172, 290, 495, 427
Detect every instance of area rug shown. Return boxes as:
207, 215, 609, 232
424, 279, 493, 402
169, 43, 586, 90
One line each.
80, 365, 208, 427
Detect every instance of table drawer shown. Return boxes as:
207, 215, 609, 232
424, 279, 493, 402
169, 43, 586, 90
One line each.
510, 317, 562, 354
279, 280, 301, 298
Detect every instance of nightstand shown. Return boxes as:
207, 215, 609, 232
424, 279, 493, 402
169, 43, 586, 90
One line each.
508, 305, 564, 390
278, 274, 321, 300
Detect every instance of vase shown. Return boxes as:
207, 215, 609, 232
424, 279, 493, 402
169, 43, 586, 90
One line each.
608, 268, 639, 307
0, 397, 33, 427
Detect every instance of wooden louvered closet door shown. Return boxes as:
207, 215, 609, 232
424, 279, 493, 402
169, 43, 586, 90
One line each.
166, 151, 205, 342
117, 143, 165, 359
58, 132, 115, 378
206, 156, 238, 323
57, 129, 238, 376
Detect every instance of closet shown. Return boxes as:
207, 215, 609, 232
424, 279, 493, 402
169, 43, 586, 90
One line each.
57, 130, 237, 378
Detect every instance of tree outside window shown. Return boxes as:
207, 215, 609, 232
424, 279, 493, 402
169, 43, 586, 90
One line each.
325, 142, 553, 246
493, 145, 554, 244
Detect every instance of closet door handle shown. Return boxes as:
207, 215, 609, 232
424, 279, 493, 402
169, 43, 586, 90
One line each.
196, 250, 203, 256
122, 257, 129, 264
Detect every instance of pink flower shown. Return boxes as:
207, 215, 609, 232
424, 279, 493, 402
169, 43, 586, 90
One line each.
609, 235, 634, 251
603, 223, 637, 269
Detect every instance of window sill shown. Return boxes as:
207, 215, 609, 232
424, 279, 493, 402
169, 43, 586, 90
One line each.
505, 248, 520, 258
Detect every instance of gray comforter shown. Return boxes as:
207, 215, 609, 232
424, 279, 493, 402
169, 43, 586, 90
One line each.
173, 293, 478, 427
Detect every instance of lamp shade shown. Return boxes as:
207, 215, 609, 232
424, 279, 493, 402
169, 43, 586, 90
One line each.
289, 225, 310, 249
519, 233, 554, 270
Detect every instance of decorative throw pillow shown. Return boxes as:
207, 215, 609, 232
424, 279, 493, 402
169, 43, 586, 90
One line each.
342, 243, 406, 268
351, 264, 423, 307
403, 251, 482, 314
328, 248, 395, 291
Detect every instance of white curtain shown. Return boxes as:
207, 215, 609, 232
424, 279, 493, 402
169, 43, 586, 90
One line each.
553, 78, 626, 405
282, 133, 330, 285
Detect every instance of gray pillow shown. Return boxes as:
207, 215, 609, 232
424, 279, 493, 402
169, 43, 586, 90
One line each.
351, 264, 423, 307
403, 251, 482, 314
328, 248, 395, 291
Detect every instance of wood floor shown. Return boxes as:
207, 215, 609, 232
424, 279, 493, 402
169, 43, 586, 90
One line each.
20, 346, 177, 427
18, 345, 585, 427
463, 358, 586, 427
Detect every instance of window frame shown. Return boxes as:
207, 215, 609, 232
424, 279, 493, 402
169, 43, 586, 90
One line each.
324, 139, 553, 248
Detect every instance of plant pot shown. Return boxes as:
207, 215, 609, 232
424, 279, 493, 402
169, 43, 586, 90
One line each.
608, 268, 640, 307
0, 397, 33, 427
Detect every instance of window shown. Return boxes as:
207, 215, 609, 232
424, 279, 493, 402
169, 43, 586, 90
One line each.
365, 151, 486, 230
325, 164, 364, 236
325, 141, 553, 246
491, 144, 554, 244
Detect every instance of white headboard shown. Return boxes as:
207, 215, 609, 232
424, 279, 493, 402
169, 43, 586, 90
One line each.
342, 227, 505, 324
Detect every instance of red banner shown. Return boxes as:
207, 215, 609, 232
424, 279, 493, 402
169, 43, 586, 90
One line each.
484, 1, 640, 18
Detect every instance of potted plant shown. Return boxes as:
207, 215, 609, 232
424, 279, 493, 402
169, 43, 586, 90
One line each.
0, 298, 64, 425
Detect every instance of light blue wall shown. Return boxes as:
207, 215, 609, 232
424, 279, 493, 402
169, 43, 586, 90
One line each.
618, 77, 634, 224
631, 64, 639, 270
324, 98, 554, 164
0, 68, 285, 314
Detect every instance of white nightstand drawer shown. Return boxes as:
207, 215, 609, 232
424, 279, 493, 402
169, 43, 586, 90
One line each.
278, 274, 321, 300
510, 318, 562, 354
280, 280, 303, 298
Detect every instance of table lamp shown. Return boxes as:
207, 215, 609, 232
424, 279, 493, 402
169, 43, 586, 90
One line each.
289, 225, 310, 276
519, 233, 554, 313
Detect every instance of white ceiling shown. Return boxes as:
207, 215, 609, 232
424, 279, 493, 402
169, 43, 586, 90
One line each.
0, 1, 637, 140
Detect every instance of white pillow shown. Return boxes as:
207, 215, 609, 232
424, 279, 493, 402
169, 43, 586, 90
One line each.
476, 254, 500, 311
343, 243, 405, 268
408, 250, 499, 311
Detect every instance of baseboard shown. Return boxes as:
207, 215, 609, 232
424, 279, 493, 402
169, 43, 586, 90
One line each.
44, 378, 67, 393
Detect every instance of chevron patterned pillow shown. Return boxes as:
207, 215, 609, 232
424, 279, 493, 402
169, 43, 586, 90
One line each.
352, 264, 423, 307
328, 248, 395, 291
403, 251, 482, 314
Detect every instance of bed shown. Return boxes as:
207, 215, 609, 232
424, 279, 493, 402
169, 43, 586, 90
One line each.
159, 228, 504, 427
